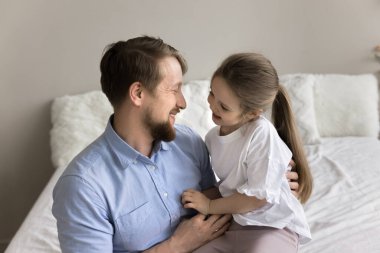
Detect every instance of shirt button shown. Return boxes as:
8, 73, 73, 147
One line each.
163, 192, 168, 197
149, 165, 155, 170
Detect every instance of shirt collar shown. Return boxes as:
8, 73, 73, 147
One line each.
153, 140, 171, 152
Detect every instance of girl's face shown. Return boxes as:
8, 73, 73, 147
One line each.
208, 76, 254, 135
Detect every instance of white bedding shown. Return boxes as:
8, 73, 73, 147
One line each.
301, 137, 380, 252
6, 137, 380, 253
5, 75, 380, 252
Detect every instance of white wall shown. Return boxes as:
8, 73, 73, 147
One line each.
1, 0, 379, 249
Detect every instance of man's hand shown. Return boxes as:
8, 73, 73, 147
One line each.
182, 189, 211, 215
286, 160, 299, 198
167, 213, 231, 253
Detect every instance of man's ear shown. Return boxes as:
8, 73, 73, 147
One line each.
129, 82, 144, 106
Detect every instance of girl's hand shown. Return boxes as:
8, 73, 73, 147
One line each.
182, 189, 211, 215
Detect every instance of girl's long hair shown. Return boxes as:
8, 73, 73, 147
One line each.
272, 86, 313, 203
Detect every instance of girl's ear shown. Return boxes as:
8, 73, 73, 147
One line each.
245, 109, 263, 121
129, 82, 144, 106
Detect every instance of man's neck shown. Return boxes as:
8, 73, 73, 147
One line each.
113, 111, 154, 157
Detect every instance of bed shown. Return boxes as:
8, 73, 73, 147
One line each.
5, 74, 380, 253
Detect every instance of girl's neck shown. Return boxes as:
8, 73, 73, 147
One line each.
219, 116, 259, 136
219, 121, 247, 136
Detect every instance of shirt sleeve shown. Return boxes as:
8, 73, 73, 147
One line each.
236, 123, 292, 204
199, 138, 216, 190
188, 126, 216, 190
52, 175, 113, 253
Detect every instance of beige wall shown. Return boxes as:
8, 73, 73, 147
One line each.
1, 0, 379, 248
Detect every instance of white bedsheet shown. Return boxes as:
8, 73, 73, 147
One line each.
5, 166, 62, 253
5, 137, 380, 253
300, 137, 380, 252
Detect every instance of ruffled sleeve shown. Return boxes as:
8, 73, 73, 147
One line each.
236, 120, 292, 204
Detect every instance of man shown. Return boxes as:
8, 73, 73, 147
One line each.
52, 36, 299, 252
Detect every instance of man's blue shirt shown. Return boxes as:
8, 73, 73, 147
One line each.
52, 118, 216, 252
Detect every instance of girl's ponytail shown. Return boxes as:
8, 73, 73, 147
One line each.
272, 85, 313, 203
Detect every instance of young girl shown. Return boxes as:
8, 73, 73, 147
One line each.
182, 53, 312, 253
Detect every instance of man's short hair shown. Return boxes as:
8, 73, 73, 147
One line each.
100, 36, 188, 108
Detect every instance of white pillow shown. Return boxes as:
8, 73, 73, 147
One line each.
49, 84, 214, 168
280, 74, 321, 145
179, 78, 321, 145
313, 74, 379, 138
176, 80, 215, 139
50, 90, 112, 168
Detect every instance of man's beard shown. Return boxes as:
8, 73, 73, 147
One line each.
143, 108, 176, 142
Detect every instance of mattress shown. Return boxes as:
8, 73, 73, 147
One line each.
5, 137, 380, 253
300, 137, 380, 252
6, 74, 380, 252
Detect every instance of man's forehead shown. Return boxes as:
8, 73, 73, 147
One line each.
158, 56, 181, 71
158, 57, 183, 85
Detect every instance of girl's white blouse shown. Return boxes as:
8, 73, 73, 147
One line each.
205, 116, 311, 244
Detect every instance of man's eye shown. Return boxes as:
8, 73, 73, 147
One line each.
209, 91, 214, 97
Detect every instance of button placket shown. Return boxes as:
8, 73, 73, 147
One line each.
145, 162, 178, 225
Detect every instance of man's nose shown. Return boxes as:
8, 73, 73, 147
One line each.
177, 91, 186, 110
